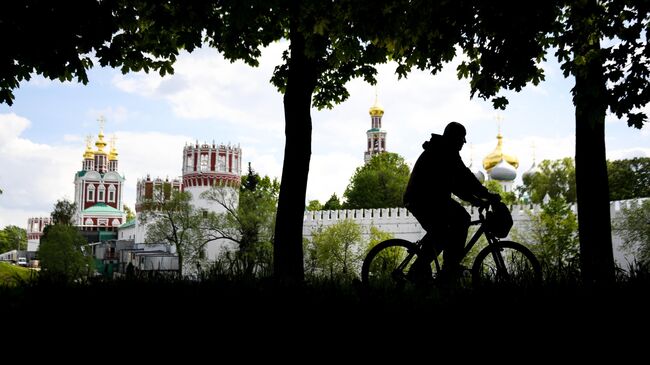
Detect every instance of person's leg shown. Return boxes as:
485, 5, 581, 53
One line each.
441, 200, 470, 274
407, 207, 437, 283
408, 204, 446, 283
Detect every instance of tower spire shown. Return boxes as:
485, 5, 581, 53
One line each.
365, 87, 387, 163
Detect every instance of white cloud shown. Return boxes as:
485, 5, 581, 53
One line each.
4, 41, 649, 227
112, 43, 287, 135
0, 113, 79, 227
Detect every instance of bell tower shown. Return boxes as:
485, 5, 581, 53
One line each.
364, 91, 387, 163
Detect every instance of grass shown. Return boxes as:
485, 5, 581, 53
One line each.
0, 261, 34, 286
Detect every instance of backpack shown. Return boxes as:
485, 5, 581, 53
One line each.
485, 201, 513, 238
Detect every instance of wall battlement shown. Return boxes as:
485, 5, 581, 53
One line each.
302, 199, 647, 268
304, 199, 646, 224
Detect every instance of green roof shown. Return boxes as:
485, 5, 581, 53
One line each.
82, 203, 123, 214
119, 219, 136, 229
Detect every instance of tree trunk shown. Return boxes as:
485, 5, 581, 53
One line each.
273, 21, 318, 283
572, 0, 615, 285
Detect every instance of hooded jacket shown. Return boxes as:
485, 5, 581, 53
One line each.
403, 133, 489, 209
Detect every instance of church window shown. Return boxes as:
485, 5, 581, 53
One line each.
186, 155, 193, 170
108, 185, 116, 202
200, 154, 209, 172
85, 218, 93, 225
111, 219, 120, 226
87, 185, 95, 202
98, 185, 106, 202
218, 154, 226, 172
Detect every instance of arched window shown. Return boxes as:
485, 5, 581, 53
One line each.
108, 185, 116, 202
200, 154, 209, 172
87, 185, 95, 202
98, 185, 106, 202
218, 154, 226, 172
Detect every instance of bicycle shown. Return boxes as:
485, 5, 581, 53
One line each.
360, 203, 541, 289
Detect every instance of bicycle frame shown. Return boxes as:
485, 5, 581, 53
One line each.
413, 207, 501, 274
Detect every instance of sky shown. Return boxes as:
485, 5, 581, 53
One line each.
1, 41, 649, 229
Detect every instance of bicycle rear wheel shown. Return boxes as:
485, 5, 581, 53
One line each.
361, 239, 418, 290
471, 240, 541, 286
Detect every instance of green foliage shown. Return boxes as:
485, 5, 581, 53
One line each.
516, 197, 580, 272
521, 157, 650, 203
123, 205, 136, 221
306, 200, 323, 211
367, 226, 394, 251
38, 224, 92, 280
607, 158, 650, 200
323, 194, 342, 210
483, 180, 517, 205
307, 219, 364, 280
614, 200, 650, 265
343, 152, 410, 209
141, 188, 213, 275
0, 225, 27, 252
522, 158, 576, 204
203, 165, 279, 277
51, 199, 77, 225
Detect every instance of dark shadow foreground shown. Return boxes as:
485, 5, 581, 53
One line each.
2, 274, 648, 357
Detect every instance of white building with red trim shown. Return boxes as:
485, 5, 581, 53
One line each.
73, 124, 126, 232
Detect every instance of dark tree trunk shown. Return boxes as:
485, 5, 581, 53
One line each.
572, 0, 615, 285
273, 21, 318, 283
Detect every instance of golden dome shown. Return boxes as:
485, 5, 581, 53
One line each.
482, 133, 519, 171
95, 131, 107, 154
109, 136, 118, 161
369, 100, 384, 117
83, 135, 94, 159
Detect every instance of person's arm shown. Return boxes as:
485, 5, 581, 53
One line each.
452, 157, 499, 206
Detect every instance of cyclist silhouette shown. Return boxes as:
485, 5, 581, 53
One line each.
404, 122, 501, 284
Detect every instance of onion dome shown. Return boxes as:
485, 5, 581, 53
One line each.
490, 158, 517, 181
83, 136, 94, 159
483, 133, 519, 171
109, 136, 118, 161
523, 161, 540, 180
474, 169, 486, 183
369, 99, 384, 117
95, 130, 107, 154
468, 161, 485, 183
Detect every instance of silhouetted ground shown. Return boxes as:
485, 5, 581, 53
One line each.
2, 273, 649, 357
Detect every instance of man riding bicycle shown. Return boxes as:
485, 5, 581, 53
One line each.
404, 122, 501, 284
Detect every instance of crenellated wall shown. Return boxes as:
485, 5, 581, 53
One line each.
303, 199, 648, 268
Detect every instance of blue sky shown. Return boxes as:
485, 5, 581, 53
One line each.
1, 42, 648, 229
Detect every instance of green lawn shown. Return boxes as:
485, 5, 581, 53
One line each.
0, 261, 34, 286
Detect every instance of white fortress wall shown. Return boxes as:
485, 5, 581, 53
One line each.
303, 199, 646, 269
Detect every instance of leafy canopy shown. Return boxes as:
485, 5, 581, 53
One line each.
343, 152, 410, 209
39, 224, 92, 280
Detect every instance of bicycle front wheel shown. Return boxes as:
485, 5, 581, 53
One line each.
361, 239, 418, 290
471, 241, 541, 286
